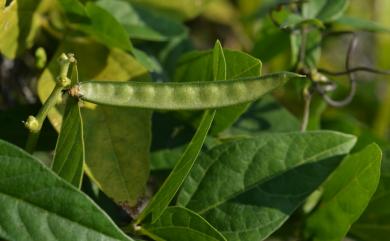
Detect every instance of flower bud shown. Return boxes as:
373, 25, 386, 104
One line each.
24, 116, 39, 133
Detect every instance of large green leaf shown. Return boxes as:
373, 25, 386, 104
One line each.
82, 106, 151, 206
96, 0, 187, 41
142, 206, 226, 241
52, 97, 85, 188
58, 0, 133, 51
0, 139, 133, 241
0, 0, 40, 58
349, 147, 390, 241
135, 109, 215, 224
321, 114, 390, 241
302, 0, 349, 22
37, 41, 152, 206
177, 131, 356, 241
174, 47, 262, 134
304, 143, 382, 241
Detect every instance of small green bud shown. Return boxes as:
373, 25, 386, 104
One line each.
67, 53, 76, 63
310, 70, 328, 83
35, 47, 47, 69
58, 53, 69, 64
56, 76, 71, 87
25, 116, 39, 133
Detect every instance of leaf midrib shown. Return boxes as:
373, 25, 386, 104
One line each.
146, 226, 222, 241
196, 139, 354, 214
230, 61, 260, 79
101, 108, 132, 201
319, 159, 377, 209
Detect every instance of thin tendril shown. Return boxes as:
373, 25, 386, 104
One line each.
301, 87, 313, 132
317, 33, 358, 107
318, 66, 390, 76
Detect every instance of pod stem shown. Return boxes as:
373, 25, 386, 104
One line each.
25, 53, 75, 153
133, 226, 164, 241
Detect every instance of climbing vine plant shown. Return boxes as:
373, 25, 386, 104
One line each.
0, 0, 389, 241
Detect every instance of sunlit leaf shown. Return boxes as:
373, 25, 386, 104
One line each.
304, 144, 382, 241
0, 0, 40, 58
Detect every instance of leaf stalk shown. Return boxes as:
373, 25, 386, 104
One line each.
25, 53, 75, 153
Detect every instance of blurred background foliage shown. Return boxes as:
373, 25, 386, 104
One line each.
1, 0, 389, 138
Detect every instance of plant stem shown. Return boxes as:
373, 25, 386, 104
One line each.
301, 88, 312, 132
25, 132, 40, 154
25, 53, 72, 153
137, 226, 165, 241
25, 86, 63, 153
297, 25, 308, 71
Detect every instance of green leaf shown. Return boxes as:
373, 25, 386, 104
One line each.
96, 0, 187, 41
212, 40, 227, 81
135, 110, 216, 224
82, 106, 151, 206
177, 131, 357, 241
349, 147, 390, 241
174, 47, 262, 134
81, 2, 133, 51
58, 0, 133, 51
0, 0, 40, 58
335, 16, 390, 33
304, 143, 382, 241
151, 146, 185, 171
52, 97, 85, 188
37, 41, 152, 206
303, 0, 349, 22
316, 0, 349, 22
142, 206, 226, 241
228, 95, 300, 135
0, 139, 134, 241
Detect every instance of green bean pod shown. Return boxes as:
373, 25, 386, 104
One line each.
70, 72, 303, 110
